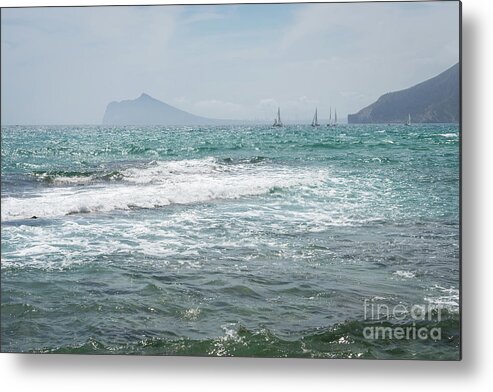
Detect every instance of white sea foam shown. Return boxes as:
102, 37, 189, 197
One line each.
50, 176, 95, 185
1, 158, 326, 221
437, 133, 458, 138
424, 285, 459, 311
393, 270, 416, 279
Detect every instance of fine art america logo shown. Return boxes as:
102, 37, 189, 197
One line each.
363, 299, 443, 340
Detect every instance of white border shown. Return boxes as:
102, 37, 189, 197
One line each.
1, 0, 493, 390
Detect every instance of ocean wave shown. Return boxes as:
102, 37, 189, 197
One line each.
33, 169, 124, 186
30, 157, 270, 187
393, 270, 416, 279
436, 133, 458, 138
424, 285, 460, 312
28, 316, 460, 359
1, 157, 326, 221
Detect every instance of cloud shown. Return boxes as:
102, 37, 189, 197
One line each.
280, 2, 459, 68
182, 11, 226, 24
257, 98, 278, 109
193, 99, 247, 119
174, 96, 188, 104
277, 2, 459, 117
256, 98, 279, 121
1, 6, 181, 124
1, 2, 459, 124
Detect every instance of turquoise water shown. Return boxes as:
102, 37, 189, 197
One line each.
1, 124, 460, 358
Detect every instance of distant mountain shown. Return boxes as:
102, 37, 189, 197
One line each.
102, 93, 234, 125
348, 63, 460, 124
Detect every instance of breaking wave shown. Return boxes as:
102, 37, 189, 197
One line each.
1, 157, 326, 221
29, 315, 460, 359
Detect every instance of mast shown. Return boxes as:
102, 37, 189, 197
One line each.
312, 108, 319, 127
328, 107, 332, 126
273, 107, 282, 127
334, 109, 337, 125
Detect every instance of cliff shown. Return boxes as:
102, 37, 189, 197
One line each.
348, 63, 460, 124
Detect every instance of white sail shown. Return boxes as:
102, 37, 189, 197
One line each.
273, 107, 283, 127
406, 113, 411, 125
328, 107, 336, 127
311, 108, 319, 127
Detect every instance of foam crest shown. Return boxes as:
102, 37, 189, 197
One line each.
1, 158, 325, 221
120, 158, 223, 184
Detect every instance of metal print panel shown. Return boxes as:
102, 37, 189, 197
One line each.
0, 1, 461, 359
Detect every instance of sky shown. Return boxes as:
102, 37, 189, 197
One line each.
1, 1, 460, 124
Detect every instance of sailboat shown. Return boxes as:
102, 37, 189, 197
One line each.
272, 107, 283, 127
405, 113, 411, 126
327, 107, 338, 127
311, 108, 320, 127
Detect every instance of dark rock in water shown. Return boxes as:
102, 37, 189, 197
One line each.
348, 63, 459, 124
31, 216, 37, 219
102, 93, 237, 126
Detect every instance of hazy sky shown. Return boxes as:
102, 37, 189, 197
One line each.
1, 1, 460, 124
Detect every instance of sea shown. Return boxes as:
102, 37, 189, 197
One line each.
0, 124, 460, 359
